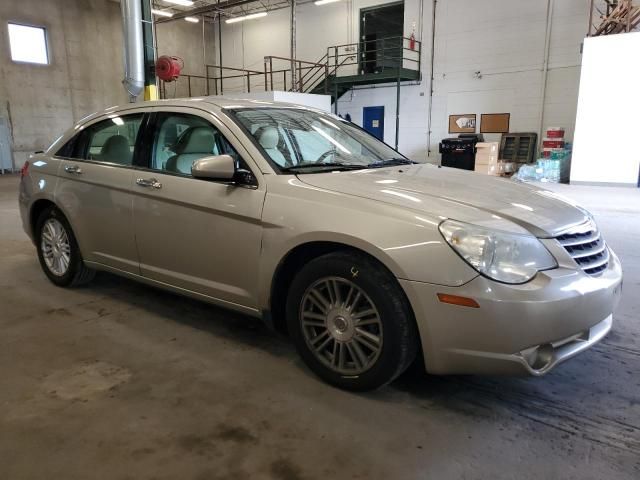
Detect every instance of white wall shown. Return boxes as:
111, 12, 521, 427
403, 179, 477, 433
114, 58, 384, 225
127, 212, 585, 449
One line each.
0, 0, 129, 169
155, 19, 217, 98
570, 32, 640, 186
210, 0, 588, 162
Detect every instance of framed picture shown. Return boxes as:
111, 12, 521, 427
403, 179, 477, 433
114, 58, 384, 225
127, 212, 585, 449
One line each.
448, 114, 477, 133
480, 113, 510, 133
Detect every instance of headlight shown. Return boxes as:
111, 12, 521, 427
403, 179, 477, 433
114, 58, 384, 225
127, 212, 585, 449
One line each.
439, 219, 557, 284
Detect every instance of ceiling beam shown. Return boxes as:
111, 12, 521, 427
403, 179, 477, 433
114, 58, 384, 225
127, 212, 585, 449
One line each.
155, 0, 259, 23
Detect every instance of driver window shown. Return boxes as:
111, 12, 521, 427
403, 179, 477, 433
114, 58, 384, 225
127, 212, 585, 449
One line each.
151, 113, 239, 176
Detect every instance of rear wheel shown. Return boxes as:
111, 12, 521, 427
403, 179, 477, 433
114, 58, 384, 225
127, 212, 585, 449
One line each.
286, 251, 418, 391
36, 206, 95, 287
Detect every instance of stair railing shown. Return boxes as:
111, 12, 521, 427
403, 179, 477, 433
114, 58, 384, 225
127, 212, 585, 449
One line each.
160, 36, 421, 99
263, 56, 328, 92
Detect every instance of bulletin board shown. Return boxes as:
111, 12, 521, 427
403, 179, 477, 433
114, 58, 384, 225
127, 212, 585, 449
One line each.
448, 114, 477, 134
480, 113, 510, 133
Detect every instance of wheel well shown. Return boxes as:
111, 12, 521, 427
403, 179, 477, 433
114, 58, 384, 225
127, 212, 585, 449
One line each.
268, 241, 397, 336
29, 199, 56, 238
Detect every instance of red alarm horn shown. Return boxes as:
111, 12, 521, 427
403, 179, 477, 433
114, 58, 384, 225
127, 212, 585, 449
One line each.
156, 55, 184, 82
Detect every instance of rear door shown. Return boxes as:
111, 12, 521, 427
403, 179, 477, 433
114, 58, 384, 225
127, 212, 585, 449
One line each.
131, 107, 266, 311
54, 111, 148, 273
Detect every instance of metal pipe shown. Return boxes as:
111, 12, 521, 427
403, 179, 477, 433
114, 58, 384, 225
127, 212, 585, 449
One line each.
290, 0, 297, 91
120, 0, 145, 101
218, 9, 223, 95
426, 0, 437, 159
270, 57, 274, 90
538, 0, 554, 151
202, 14, 206, 74
395, 69, 400, 149
140, 0, 157, 101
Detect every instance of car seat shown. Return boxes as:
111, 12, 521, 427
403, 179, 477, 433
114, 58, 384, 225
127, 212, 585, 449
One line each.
165, 127, 216, 174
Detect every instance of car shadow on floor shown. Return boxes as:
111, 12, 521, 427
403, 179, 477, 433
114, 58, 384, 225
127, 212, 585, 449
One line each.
86, 270, 639, 437
87, 270, 293, 358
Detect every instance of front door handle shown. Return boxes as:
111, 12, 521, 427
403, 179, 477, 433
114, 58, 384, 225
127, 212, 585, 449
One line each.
64, 165, 83, 175
136, 177, 162, 189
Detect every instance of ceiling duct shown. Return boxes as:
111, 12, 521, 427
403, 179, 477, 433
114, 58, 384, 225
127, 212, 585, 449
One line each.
121, 0, 145, 100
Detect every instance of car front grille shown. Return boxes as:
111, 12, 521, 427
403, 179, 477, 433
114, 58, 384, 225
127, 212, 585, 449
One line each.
555, 222, 609, 275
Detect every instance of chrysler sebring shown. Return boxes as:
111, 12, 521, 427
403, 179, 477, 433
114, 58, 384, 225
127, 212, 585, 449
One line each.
18, 98, 623, 390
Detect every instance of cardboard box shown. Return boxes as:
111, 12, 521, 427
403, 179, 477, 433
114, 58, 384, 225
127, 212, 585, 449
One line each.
476, 142, 499, 154
474, 163, 499, 175
475, 160, 515, 176
475, 153, 498, 165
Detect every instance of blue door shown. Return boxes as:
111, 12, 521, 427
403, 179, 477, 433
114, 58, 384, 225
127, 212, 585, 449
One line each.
363, 106, 384, 140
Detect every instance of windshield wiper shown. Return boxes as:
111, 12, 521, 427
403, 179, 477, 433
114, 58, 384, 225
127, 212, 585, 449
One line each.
281, 163, 367, 173
367, 158, 417, 168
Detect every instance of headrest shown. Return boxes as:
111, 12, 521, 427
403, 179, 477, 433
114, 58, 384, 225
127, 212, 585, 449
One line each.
257, 127, 279, 149
175, 127, 216, 154
101, 135, 129, 156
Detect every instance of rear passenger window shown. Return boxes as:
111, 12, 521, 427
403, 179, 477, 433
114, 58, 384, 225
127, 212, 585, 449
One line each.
81, 114, 143, 165
151, 113, 241, 176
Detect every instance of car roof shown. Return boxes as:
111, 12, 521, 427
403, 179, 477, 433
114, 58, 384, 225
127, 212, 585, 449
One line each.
79, 96, 322, 124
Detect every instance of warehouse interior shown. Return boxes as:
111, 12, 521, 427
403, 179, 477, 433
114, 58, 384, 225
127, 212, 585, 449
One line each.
0, 0, 639, 479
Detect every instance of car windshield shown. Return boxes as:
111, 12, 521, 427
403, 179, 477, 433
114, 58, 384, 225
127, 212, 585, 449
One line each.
230, 108, 413, 173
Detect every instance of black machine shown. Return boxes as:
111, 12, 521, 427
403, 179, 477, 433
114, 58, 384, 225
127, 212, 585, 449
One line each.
439, 134, 484, 170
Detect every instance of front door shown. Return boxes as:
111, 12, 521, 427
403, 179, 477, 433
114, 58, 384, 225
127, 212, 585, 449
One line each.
131, 108, 265, 311
359, 2, 404, 74
55, 112, 146, 273
363, 106, 385, 141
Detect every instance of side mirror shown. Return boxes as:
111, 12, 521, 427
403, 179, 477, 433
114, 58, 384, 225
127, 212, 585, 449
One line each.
191, 154, 235, 181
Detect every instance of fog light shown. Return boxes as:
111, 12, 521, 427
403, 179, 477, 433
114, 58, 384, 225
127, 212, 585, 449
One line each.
528, 343, 554, 370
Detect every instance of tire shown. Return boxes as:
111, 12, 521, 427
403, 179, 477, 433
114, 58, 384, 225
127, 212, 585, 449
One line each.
286, 251, 418, 391
35, 206, 95, 287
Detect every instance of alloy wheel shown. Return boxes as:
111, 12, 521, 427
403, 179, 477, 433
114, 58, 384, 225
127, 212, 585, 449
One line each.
41, 218, 71, 277
299, 277, 383, 375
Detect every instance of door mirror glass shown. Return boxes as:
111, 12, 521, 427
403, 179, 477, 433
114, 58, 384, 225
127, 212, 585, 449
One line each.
191, 154, 236, 180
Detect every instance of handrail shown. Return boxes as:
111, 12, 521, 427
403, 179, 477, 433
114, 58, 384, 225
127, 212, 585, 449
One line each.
298, 53, 328, 86
330, 35, 421, 51
161, 35, 422, 99
264, 55, 330, 92
205, 64, 263, 75
264, 55, 326, 68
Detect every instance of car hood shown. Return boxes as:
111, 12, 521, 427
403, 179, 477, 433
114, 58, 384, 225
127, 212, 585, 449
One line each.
297, 164, 589, 237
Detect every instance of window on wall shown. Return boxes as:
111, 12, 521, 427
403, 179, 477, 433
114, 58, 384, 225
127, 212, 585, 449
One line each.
8, 23, 49, 65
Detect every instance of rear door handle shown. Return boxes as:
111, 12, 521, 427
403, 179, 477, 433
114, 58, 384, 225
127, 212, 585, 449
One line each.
136, 177, 162, 189
64, 165, 83, 175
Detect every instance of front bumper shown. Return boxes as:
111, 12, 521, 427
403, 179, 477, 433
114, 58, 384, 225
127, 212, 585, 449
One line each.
400, 248, 623, 375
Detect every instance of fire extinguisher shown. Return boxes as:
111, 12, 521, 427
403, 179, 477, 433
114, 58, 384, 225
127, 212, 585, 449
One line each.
409, 21, 416, 51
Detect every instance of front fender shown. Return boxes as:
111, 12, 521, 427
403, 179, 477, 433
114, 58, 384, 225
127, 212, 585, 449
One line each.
257, 177, 478, 309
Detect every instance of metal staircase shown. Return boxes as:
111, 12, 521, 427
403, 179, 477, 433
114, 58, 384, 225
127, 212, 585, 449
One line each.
264, 36, 422, 101
160, 36, 421, 103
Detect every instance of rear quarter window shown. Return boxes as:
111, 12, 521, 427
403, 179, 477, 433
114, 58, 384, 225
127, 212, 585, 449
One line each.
55, 136, 77, 158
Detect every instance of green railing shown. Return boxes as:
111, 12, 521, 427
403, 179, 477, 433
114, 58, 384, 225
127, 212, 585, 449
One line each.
160, 36, 422, 99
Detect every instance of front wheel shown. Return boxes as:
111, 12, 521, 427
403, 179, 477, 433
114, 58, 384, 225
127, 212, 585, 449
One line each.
286, 251, 418, 391
35, 206, 95, 287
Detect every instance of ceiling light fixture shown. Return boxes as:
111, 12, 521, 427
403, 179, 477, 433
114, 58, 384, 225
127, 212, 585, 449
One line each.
185, 16, 200, 23
314, 0, 341, 5
164, 0, 194, 6
225, 12, 268, 24
151, 9, 174, 17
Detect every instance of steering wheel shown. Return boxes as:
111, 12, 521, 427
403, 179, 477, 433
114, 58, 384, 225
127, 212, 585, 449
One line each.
315, 150, 336, 164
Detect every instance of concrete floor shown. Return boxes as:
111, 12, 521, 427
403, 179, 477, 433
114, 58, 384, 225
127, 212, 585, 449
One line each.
0, 174, 638, 480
